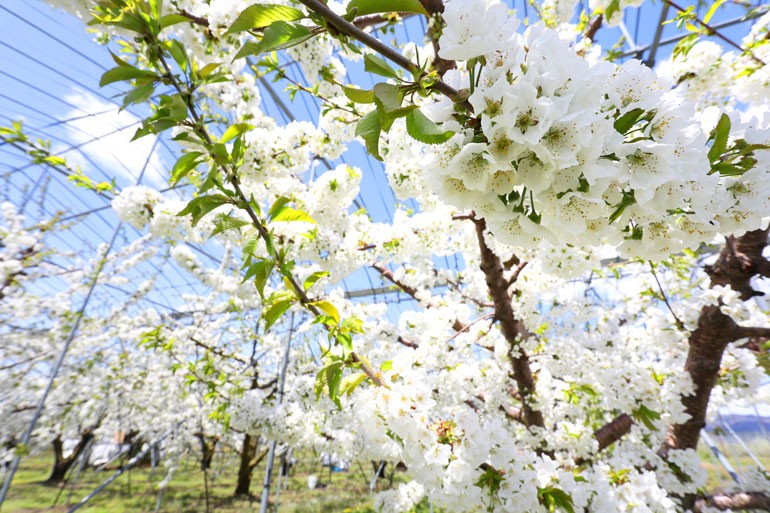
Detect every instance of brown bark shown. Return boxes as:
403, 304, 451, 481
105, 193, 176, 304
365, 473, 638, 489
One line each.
46, 430, 95, 484
473, 218, 544, 429
594, 413, 634, 453
418, 0, 457, 77
693, 492, 770, 512
662, 228, 769, 458
234, 434, 258, 496
196, 433, 220, 471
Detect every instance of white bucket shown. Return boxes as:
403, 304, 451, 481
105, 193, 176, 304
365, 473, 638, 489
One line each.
307, 474, 318, 489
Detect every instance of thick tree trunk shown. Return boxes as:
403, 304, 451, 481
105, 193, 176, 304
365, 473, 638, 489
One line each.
234, 434, 258, 496
196, 433, 219, 471
46, 431, 94, 484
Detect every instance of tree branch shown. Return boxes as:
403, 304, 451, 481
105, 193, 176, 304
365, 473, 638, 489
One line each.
736, 325, 770, 341
594, 413, 633, 452
662, 228, 769, 461
693, 492, 770, 512
472, 217, 544, 429
663, 0, 766, 66
296, 0, 465, 103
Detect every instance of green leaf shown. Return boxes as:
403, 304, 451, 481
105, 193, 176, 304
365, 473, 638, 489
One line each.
342, 85, 375, 104
268, 196, 292, 220
247, 260, 274, 299
122, 84, 155, 108
632, 404, 662, 430
373, 83, 403, 113
225, 4, 305, 35
171, 151, 203, 183
271, 206, 316, 224
703, 0, 725, 23
604, 0, 621, 21
159, 13, 190, 30
177, 194, 231, 226
263, 299, 293, 331
100, 66, 159, 87
312, 300, 340, 324
303, 271, 329, 291
373, 83, 416, 131
538, 486, 575, 513
210, 215, 249, 237
613, 108, 645, 135
708, 113, 731, 165
221, 123, 254, 144
340, 372, 367, 397
364, 54, 397, 78
198, 62, 222, 79
233, 21, 313, 59
405, 109, 453, 144
346, 0, 428, 16
355, 110, 383, 160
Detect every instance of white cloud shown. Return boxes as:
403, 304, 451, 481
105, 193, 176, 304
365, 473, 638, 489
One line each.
59, 89, 168, 190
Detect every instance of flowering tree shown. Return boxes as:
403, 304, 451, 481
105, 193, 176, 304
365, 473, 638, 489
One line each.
5, 0, 770, 511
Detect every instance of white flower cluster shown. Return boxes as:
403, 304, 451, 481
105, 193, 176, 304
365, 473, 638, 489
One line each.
111, 185, 162, 229
373, 480, 426, 513
422, 0, 770, 260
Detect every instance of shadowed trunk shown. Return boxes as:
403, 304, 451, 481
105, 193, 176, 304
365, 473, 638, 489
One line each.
46, 431, 94, 484
234, 434, 269, 496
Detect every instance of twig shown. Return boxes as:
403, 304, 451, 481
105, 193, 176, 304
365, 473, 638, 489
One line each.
663, 0, 766, 66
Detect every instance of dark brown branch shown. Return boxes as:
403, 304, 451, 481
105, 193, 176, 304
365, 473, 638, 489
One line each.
583, 14, 603, 41
353, 12, 417, 29
693, 492, 770, 512
191, 336, 247, 364
663, 0, 766, 66
736, 325, 770, 340
594, 413, 633, 452
397, 335, 419, 349
372, 262, 467, 333
473, 217, 544, 429
662, 228, 769, 459
296, 0, 464, 103
418, 0, 457, 76
507, 261, 528, 288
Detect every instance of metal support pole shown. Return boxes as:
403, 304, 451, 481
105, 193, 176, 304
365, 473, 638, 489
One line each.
718, 412, 765, 470
0, 224, 122, 510
259, 313, 295, 513
701, 431, 740, 483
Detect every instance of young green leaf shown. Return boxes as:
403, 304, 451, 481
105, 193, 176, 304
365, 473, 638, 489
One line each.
159, 13, 191, 30
346, 0, 428, 16
339, 372, 368, 397
708, 113, 731, 165
225, 4, 304, 35
233, 21, 313, 59
171, 151, 203, 183
312, 300, 340, 324
303, 271, 329, 291
405, 109, 453, 144
364, 54, 397, 78
342, 85, 375, 104
210, 215, 250, 237
100, 66, 159, 87
220, 123, 254, 144
355, 110, 383, 160
268, 196, 292, 220
271, 206, 316, 224
177, 194, 231, 226
263, 299, 293, 331
613, 108, 645, 135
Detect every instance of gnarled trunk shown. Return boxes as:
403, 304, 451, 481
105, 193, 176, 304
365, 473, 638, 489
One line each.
46, 431, 94, 484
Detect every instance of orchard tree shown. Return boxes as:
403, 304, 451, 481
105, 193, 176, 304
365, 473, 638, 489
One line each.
6, 0, 770, 511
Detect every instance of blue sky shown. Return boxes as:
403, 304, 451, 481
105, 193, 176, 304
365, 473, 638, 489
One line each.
0, 0, 764, 321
